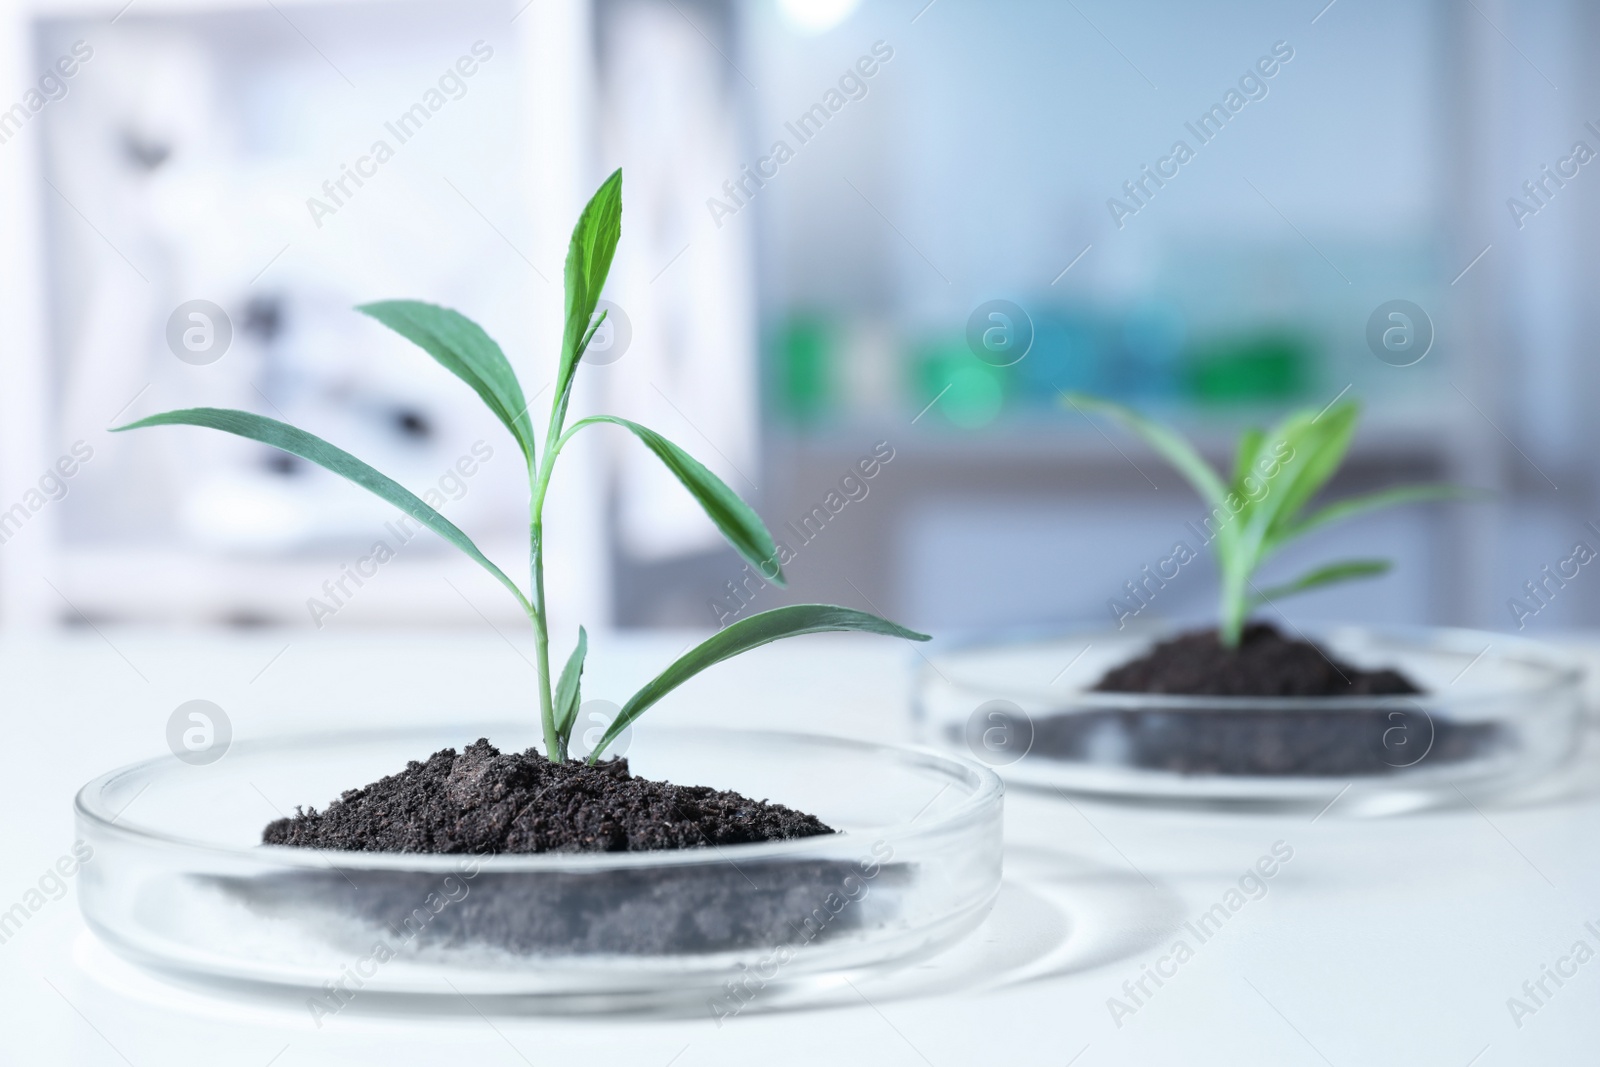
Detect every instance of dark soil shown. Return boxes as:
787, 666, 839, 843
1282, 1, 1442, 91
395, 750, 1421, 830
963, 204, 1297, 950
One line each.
215, 857, 901, 957
1005, 624, 1507, 777
1091, 623, 1420, 697
240, 741, 887, 956
996, 704, 1506, 776
262, 739, 833, 854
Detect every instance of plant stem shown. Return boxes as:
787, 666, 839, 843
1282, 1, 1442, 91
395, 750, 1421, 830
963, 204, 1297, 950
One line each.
529, 466, 560, 761
529, 422, 592, 761
1219, 566, 1248, 648
532, 317, 603, 761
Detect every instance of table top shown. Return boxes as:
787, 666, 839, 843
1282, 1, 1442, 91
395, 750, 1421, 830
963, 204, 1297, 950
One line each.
4, 628, 1599, 1066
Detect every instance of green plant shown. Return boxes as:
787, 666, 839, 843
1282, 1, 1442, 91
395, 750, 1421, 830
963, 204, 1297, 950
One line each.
1064, 393, 1460, 647
117, 170, 928, 762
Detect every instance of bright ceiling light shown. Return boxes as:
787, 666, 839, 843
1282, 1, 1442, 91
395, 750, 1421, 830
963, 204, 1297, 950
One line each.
777, 0, 862, 34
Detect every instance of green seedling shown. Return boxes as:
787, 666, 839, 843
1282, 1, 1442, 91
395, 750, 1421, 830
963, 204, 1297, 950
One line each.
1064, 393, 1461, 647
119, 170, 928, 761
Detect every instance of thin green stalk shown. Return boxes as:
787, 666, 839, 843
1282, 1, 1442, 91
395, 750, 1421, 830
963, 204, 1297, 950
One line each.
528, 462, 560, 761
531, 527, 559, 760
530, 330, 597, 759
528, 321, 601, 762
1219, 565, 1249, 648
528, 423, 586, 761
545, 313, 606, 455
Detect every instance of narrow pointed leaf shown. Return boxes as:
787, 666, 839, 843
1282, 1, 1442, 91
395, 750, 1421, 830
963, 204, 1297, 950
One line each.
1249, 559, 1390, 607
1234, 409, 1340, 562
1234, 417, 1312, 557
589, 605, 930, 761
1279, 484, 1470, 544
358, 300, 536, 465
553, 626, 587, 740
1062, 393, 1228, 507
113, 408, 528, 611
1264, 402, 1360, 538
1231, 427, 1265, 491
552, 169, 623, 434
571, 415, 784, 584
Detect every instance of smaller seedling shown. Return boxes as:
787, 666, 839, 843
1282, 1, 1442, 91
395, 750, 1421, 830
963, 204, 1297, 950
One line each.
1064, 394, 1461, 647
117, 170, 929, 762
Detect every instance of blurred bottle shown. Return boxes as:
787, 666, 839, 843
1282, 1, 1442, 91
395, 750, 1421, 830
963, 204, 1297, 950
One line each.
1183, 328, 1313, 404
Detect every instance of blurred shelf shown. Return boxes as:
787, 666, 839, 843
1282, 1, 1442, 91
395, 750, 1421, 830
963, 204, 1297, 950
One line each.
767, 401, 1470, 477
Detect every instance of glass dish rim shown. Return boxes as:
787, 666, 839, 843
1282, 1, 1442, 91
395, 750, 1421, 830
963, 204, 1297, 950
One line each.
918, 622, 1585, 712
75, 724, 1004, 873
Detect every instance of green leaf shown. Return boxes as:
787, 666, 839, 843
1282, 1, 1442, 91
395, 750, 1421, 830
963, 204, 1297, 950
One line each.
1283, 484, 1470, 542
553, 626, 587, 741
1231, 427, 1265, 492
551, 169, 623, 435
1264, 402, 1360, 540
1250, 559, 1391, 607
1062, 393, 1228, 508
569, 415, 784, 584
1230, 408, 1337, 564
589, 605, 930, 762
113, 408, 528, 611
357, 301, 537, 466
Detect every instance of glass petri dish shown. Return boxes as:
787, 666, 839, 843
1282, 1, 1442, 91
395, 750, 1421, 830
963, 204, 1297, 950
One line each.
76, 724, 1003, 1014
915, 625, 1584, 815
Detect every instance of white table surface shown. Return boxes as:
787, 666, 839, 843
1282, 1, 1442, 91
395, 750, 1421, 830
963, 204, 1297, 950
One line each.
4, 628, 1600, 1066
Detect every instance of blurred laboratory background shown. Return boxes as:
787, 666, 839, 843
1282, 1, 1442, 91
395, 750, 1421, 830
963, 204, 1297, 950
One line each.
0, 0, 1593, 639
